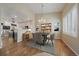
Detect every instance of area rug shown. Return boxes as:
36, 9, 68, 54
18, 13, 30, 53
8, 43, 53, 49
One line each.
27, 41, 56, 55
34, 52, 54, 56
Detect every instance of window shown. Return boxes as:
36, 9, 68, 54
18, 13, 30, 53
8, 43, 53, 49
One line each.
71, 5, 78, 37
63, 16, 68, 33
67, 11, 72, 35
63, 4, 78, 37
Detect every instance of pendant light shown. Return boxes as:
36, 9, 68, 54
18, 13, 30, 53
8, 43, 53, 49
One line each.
39, 4, 44, 23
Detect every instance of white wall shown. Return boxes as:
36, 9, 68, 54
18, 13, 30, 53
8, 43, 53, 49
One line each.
35, 13, 62, 39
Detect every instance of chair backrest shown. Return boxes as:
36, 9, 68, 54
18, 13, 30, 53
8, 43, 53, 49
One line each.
50, 34, 55, 41
32, 33, 38, 42
32, 32, 43, 43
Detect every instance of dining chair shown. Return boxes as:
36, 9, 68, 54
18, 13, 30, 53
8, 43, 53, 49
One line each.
32, 32, 44, 47
47, 33, 55, 46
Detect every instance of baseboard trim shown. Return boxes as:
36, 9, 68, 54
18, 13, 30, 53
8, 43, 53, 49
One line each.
61, 39, 78, 56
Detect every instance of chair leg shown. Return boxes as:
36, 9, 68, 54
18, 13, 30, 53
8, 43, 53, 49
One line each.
39, 44, 42, 48
49, 40, 53, 47
47, 39, 49, 44
51, 40, 53, 46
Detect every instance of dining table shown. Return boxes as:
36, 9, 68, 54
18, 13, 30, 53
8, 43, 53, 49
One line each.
42, 33, 49, 45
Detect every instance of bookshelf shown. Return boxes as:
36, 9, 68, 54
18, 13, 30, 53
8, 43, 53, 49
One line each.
41, 23, 51, 33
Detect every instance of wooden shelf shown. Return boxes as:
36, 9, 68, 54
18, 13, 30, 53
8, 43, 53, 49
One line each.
41, 29, 51, 30
41, 23, 51, 33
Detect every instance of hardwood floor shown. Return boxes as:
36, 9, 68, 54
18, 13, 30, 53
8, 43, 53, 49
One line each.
0, 38, 76, 56
0, 39, 42, 56
55, 39, 76, 56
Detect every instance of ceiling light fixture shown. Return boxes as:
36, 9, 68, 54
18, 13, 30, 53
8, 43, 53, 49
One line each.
14, 16, 17, 18
39, 4, 45, 23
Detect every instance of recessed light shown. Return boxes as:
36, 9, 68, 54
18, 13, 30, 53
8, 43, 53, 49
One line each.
14, 16, 17, 18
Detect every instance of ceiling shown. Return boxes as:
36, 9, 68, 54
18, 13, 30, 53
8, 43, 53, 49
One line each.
25, 3, 66, 13
0, 3, 66, 14
0, 3, 66, 23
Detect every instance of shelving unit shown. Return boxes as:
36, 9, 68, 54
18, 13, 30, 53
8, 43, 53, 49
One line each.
41, 23, 51, 33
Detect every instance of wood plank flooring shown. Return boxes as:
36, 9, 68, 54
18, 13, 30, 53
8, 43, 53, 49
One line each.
0, 38, 76, 56
55, 39, 76, 56
0, 38, 42, 56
